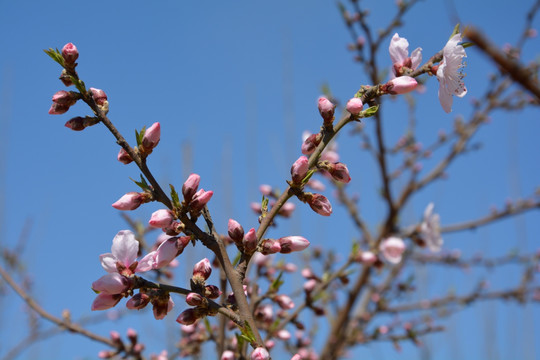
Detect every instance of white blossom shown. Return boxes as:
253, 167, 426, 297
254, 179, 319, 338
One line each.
437, 33, 467, 113
420, 203, 443, 252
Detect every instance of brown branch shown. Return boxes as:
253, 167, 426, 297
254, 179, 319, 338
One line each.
0, 263, 116, 348
464, 26, 540, 101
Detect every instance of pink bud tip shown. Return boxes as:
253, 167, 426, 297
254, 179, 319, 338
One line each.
148, 209, 174, 228
306, 193, 332, 216
291, 156, 309, 184
317, 97, 335, 123
62, 43, 79, 64
182, 173, 201, 202
112, 192, 144, 211
346, 97, 364, 115
243, 228, 258, 254
384, 76, 418, 95
278, 236, 310, 253
301, 133, 321, 155
142, 122, 161, 151
251, 347, 270, 360
176, 308, 198, 325
89, 87, 108, 106
192, 258, 212, 280
380, 236, 406, 264
189, 189, 214, 210
228, 219, 244, 243
117, 147, 133, 165
328, 162, 351, 183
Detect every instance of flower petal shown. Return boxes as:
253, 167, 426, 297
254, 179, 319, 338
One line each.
100, 253, 118, 273
111, 230, 139, 268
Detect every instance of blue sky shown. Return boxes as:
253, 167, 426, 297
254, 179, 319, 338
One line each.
1, 0, 539, 359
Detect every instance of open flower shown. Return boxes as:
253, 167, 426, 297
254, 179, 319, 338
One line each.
99, 230, 155, 276
379, 236, 406, 264
389, 33, 422, 77
437, 33, 467, 113
420, 203, 443, 252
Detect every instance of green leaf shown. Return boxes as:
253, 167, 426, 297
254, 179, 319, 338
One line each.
232, 252, 242, 267
131, 174, 150, 190
362, 105, 379, 118
301, 169, 316, 185
203, 318, 213, 334
450, 24, 461, 39
170, 184, 181, 208
44, 48, 65, 67
269, 271, 284, 293
239, 322, 257, 344
461, 41, 474, 49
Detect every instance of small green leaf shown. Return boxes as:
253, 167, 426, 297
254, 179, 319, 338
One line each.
44, 48, 64, 67
362, 105, 379, 118
170, 184, 181, 208
232, 252, 242, 267
131, 174, 150, 190
461, 41, 474, 49
450, 24, 461, 39
239, 322, 256, 344
301, 169, 316, 185
203, 318, 212, 334
269, 271, 284, 293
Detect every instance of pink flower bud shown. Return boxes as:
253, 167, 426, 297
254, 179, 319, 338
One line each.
92, 273, 129, 295
278, 202, 296, 217
65, 116, 88, 131
346, 97, 364, 115
384, 76, 418, 95
228, 219, 244, 244
306, 193, 332, 216
112, 192, 145, 211
277, 329, 291, 340
328, 162, 351, 183
360, 251, 377, 265
379, 236, 406, 264
62, 43, 79, 64
149, 209, 174, 228
250, 202, 262, 214
259, 184, 273, 196
141, 122, 161, 151
278, 236, 310, 253
204, 284, 221, 299
89, 87, 108, 106
243, 228, 258, 254
291, 355, 302, 360
52, 90, 79, 106
303, 279, 317, 292
126, 293, 151, 309
306, 179, 326, 191
186, 292, 204, 306
193, 258, 212, 281
182, 173, 200, 202
110, 330, 121, 343
291, 156, 309, 184
251, 347, 270, 360
153, 236, 190, 269
152, 295, 174, 320
318, 96, 335, 124
176, 308, 198, 325
260, 239, 281, 255
59, 69, 73, 86
48, 102, 70, 115
190, 189, 214, 210
127, 328, 138, 344
274, 294, 295, 310
221, 350, 235, 360
91, 293, 122, 311
302, 133, 322, 155
117, 147, 133, 164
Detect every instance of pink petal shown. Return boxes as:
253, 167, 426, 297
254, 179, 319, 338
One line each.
100, 253, 118, 273
91, 293, 122, 311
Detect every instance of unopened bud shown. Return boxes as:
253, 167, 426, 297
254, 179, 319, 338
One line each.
112, 192, 145, 211
260, 239, 281, 255
59, 69, 73, 86
305, 193, 332, 216
291, 156, 309, 184
346, 97, 364, 115
176, 308, 199, 325
228, 219, 244, 244
182, 173, 200, 202
62, 43, 79, 64
318, 96, 335, 124
141, 122, 161, 152
243, 228, 258, 254
204, 285, 221, 299
251, 347, 270, 360
192, 258, 212, 281
302, 133, 322, 155
117, 147, 133, 165
189, 189, 214, 211
278, 236, 310, 253
89, 87, 108, 106
149, 209, 174, 228
383, 76, 418, 95
327, 162, 351, 183
186, 292, 204, 306
126, 293, 151, 310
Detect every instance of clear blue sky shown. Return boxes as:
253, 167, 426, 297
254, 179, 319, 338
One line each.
1, 0, 539, 359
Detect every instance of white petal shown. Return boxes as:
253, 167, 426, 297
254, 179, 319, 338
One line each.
389, 33, 409, 65
100, 253, 118, 273
410, 47, 423, 69
111, 230, 139, 267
